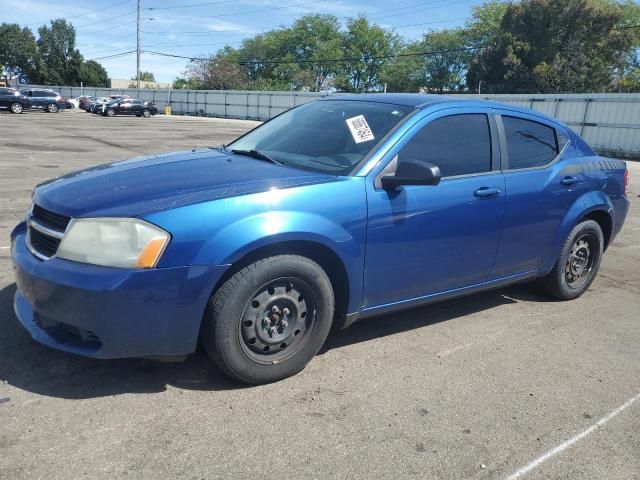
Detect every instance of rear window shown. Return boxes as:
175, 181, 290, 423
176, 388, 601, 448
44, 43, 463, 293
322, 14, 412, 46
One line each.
502, 116, 559, 169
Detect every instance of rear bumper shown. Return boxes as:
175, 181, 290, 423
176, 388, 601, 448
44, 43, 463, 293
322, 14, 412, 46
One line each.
11, 230, 227, 359
611, 196, 630, 244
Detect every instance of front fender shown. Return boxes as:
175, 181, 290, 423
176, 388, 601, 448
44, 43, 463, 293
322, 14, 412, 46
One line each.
196, 210, 361, 266
541, 190, 613, 272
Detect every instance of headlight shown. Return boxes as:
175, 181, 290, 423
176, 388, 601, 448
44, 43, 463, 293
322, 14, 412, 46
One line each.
57, 218, 170, 269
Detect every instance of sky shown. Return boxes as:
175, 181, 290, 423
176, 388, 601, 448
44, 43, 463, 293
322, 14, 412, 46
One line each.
0, 0, 482, 83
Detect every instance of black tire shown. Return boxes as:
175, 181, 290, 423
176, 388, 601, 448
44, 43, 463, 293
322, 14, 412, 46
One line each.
46, 103, 59, 113
142, 108, 151, 118
9, 102, 23, 114
106, 108, 115, 117
201, 255, 335, 384
537, 220, 604, 300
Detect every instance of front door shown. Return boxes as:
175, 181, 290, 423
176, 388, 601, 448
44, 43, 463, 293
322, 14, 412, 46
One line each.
363, 109, 505, 309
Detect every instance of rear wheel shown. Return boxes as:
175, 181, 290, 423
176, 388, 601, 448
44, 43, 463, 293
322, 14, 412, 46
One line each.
46, 103, 59, 113
201, 255, 334, 384
9, 102, 23, 114
142, 108, 151, 118
537, 220, 604, 300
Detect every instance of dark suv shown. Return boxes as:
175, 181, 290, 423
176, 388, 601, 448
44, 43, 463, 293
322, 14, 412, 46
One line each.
20, 89, 66, 113
0, 87, 31, 113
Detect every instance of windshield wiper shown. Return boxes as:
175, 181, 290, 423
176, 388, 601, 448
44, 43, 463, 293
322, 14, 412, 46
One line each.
231, 148, 284, 166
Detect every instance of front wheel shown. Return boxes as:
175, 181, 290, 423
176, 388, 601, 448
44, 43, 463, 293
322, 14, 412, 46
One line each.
106, 108, 115, 117
537, 220, 604, 300
46, 103, 59, 113
201, 255, 335, 384
9, 102, 23, 114
141, 108, 151, 118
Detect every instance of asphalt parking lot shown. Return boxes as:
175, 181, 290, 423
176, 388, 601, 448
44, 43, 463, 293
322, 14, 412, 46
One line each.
0, 109, 638, 480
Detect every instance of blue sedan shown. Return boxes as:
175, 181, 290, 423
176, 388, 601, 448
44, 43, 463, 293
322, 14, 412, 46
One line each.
10, 94, 630, 384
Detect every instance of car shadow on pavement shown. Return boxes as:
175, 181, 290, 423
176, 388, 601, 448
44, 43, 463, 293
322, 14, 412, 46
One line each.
321, 283, 554, 353
0, 282, 553, 399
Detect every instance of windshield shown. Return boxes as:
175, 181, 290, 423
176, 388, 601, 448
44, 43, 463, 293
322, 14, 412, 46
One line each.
229, 100, 413, 175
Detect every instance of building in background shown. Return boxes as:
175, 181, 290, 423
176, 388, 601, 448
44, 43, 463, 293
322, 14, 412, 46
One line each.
108, 78, 172, 89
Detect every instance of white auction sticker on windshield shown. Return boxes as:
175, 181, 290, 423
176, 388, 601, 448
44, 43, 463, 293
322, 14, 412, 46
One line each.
346, 115, 375, 144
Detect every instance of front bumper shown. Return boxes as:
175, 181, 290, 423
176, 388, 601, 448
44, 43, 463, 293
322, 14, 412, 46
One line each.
11, 229, 227, 359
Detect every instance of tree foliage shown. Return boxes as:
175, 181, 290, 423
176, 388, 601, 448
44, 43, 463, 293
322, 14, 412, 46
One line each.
0, 19, 109, 87
467, 0, 640, 93
0, 24, 40, 81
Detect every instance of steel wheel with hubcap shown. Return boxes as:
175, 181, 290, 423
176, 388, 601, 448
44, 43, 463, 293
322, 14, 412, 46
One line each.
201, 255, 335, 384
107, 108, 116, 117
538, 219, 603, 300
10, 102, 23, 114
240, 278, 316, 363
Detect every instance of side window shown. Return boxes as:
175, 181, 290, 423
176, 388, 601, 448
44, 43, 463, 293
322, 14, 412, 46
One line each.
398, 114, 492, 177
133, 100, 143, 105
502, 116, 559, 169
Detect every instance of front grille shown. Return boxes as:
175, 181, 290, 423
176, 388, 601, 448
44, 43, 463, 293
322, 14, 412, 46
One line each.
28, 227, 61, 258
26, 204, 70, 260
32, 204, 71, 231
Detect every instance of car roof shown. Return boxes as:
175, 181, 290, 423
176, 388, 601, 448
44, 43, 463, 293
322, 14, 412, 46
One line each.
321, 93, 561, 126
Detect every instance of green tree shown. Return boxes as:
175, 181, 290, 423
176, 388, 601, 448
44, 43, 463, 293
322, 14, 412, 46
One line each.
184, 48, 248, 90
288, 14, 343, 91
336, 16, 400, 92
37, 19, 83, 85
79, 60, 108, 87
0, 23, 41, 82
131, 71, 155, 82
384, 29, 471, 93
129, 71, 156, 87
467, 0, 639, 93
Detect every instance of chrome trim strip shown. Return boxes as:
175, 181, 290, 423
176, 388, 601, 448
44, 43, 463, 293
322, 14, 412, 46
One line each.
25, 229, 52, 261
27, 218, 65, 239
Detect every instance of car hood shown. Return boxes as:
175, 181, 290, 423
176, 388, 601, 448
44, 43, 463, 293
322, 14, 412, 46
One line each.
33, 148, 336, 218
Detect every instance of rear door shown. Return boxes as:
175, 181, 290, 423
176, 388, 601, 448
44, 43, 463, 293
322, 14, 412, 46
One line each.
31, 90, 46, 108
0, 88, 10, 107
491, 111, 583, 278
118, 99, 134, 114
131, 99, 143, 114
364, 108, 506, 308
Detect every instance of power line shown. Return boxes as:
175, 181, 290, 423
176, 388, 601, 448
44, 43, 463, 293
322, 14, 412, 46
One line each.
23, 0, 133, 26
145, 0, 237, 10
161, 0, 326, 20
143, 45, 481, 64
368, 0, 469, 21
74, 10, 137, 28
77, 19, 138, 37
90, 50, 138, 61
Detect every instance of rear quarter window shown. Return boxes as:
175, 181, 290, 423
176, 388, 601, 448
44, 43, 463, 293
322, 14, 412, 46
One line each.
502, 116, 559, 169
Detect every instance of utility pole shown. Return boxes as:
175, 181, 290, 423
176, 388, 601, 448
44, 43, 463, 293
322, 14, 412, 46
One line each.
136, 0, 141, 89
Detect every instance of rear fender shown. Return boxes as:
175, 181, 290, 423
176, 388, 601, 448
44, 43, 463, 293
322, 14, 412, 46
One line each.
541, 190, 613, 272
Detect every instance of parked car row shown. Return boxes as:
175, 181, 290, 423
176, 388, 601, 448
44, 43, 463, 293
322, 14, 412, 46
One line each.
82, 95, 158, 118
1, 89, 158, 118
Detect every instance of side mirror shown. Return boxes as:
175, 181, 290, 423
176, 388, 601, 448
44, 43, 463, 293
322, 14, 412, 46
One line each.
381, 159, 442, 189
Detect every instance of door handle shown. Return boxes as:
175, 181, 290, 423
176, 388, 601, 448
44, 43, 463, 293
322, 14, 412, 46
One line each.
474, 187, 501, 199
560, 176, 579, 186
